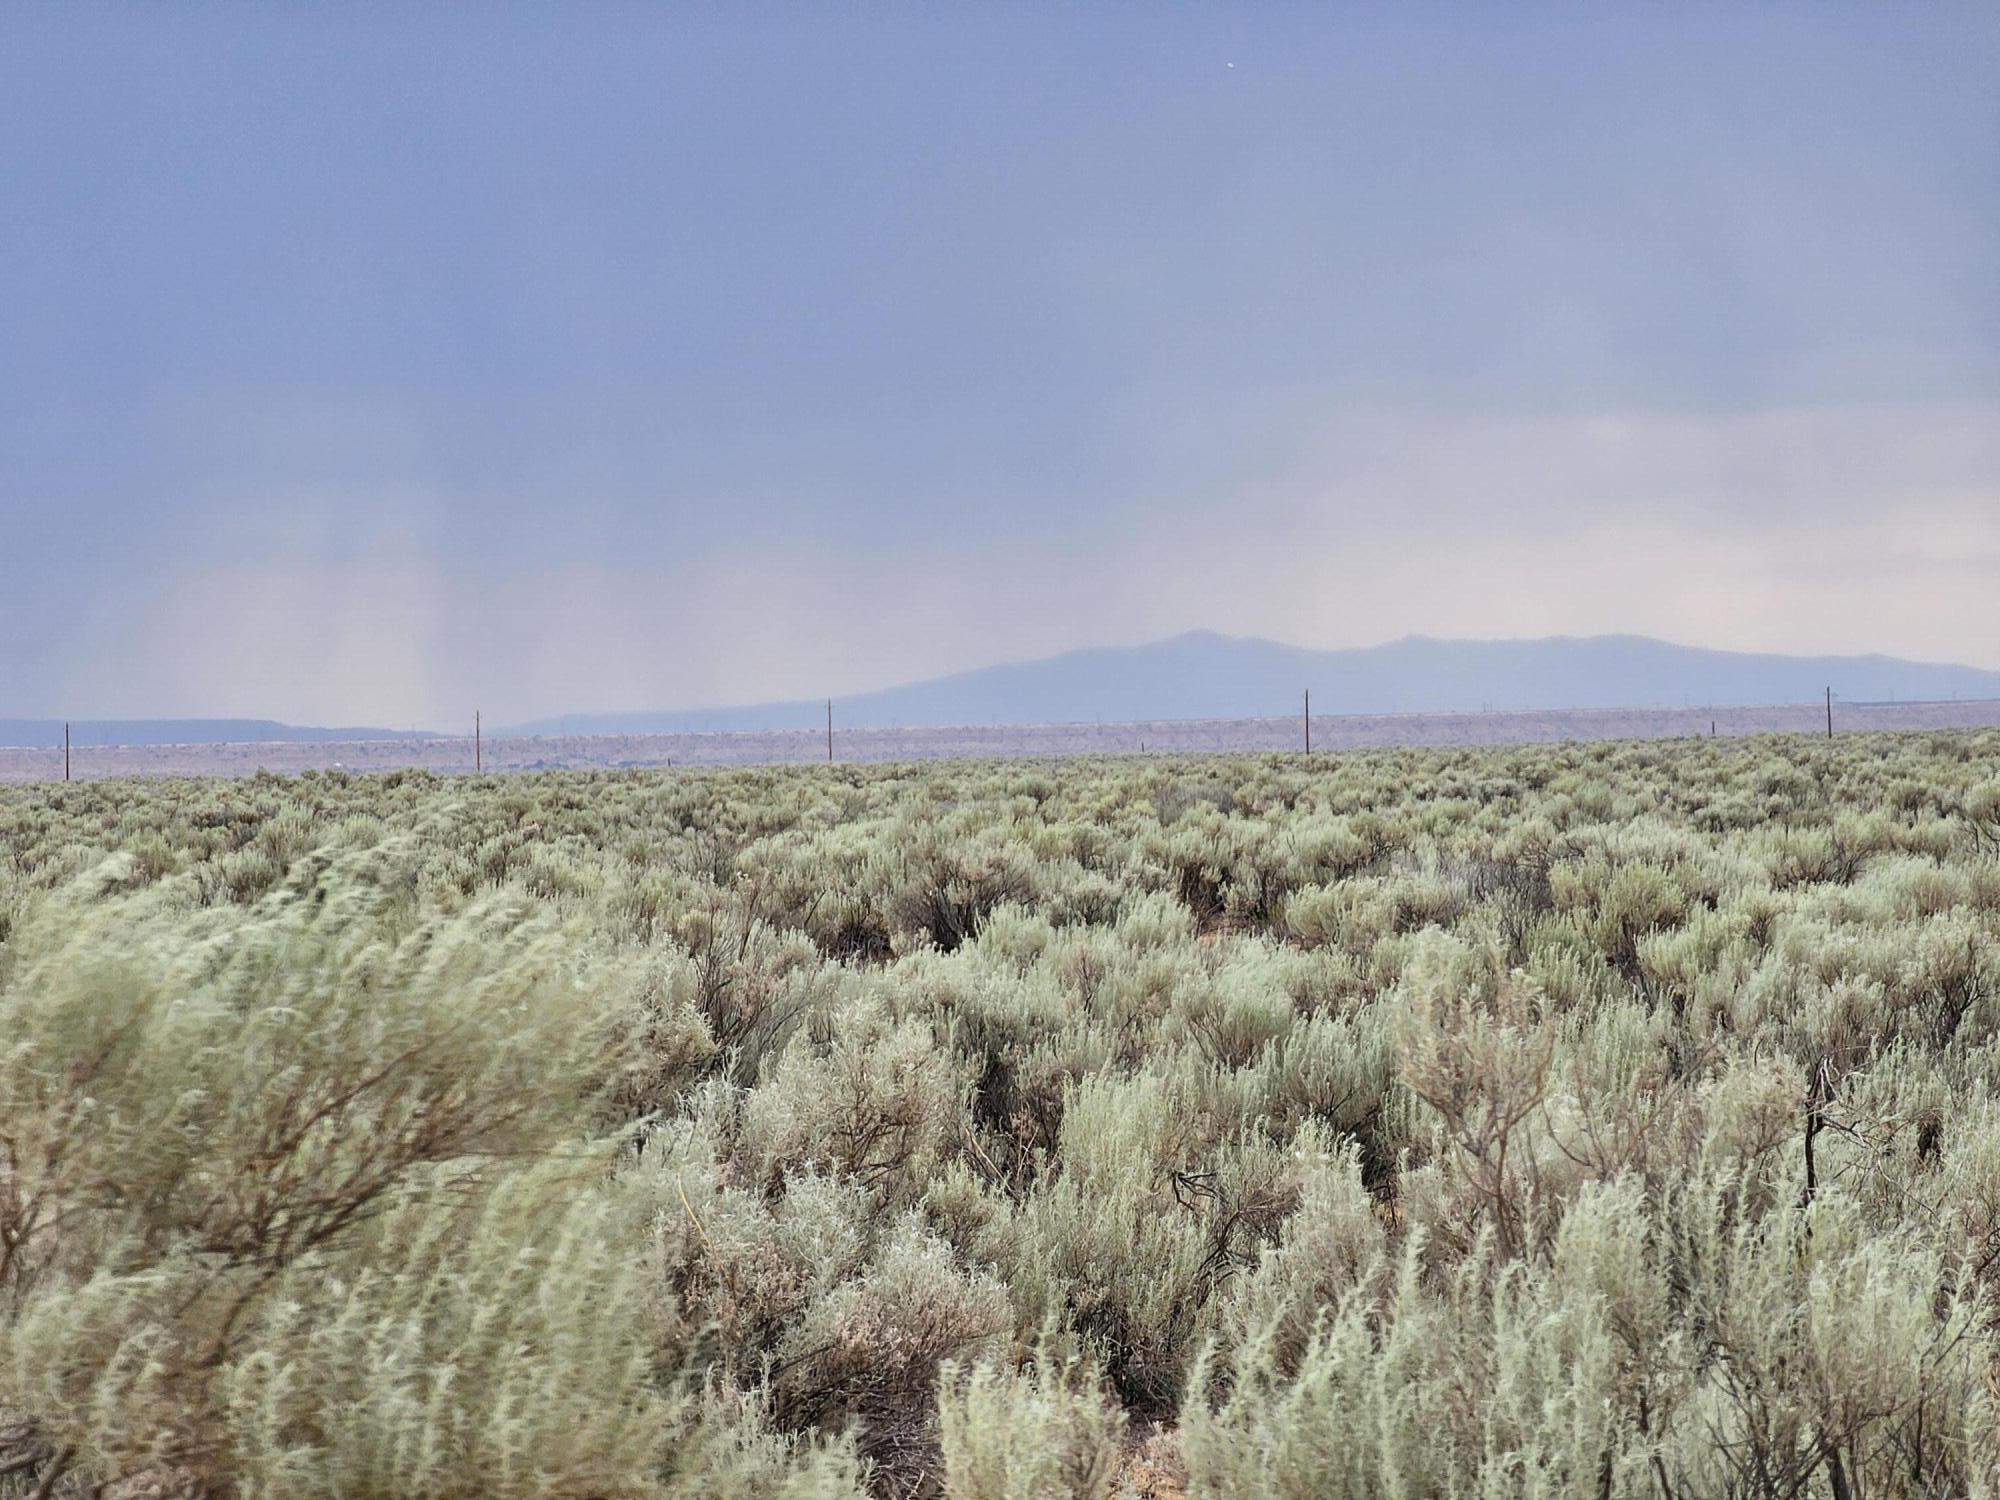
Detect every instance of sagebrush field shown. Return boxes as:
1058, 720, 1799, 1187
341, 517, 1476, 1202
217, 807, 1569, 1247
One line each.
4, 734, 2000, 1498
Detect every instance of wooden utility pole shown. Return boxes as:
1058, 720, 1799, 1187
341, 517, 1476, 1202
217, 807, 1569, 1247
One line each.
826, 700, 833, 763
1825, 686, 1833, 740
63, 722, 70, 782
475, 711, 482, 773
1304, 689, 1311, 754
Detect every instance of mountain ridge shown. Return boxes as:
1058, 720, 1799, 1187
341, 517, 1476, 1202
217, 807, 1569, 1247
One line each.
12, 635, 1999, 749
503, 632, 2000, 736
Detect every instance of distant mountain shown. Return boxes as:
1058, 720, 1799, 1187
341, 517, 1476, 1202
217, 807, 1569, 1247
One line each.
0, 719, 428, 749
504, 632, 2000, 735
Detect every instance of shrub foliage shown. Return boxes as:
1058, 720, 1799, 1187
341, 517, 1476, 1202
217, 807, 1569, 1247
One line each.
2, 734, 1999, 1495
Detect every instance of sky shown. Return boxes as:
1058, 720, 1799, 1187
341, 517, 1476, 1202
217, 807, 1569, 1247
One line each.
3, 2, 1997, 728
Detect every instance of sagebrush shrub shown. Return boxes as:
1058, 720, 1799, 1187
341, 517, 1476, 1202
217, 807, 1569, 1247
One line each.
4, 730, 2000, 1497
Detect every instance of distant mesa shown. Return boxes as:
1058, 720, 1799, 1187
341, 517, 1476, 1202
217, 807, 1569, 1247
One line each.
10, 635, 1997, 750
0, 719, 425, 750
500, 632, 2000, 737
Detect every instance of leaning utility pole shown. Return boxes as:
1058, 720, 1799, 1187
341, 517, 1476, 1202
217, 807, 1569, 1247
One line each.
475, 711, 482, 773
826, 700, 834, 763
1304, 689, 1311, 754
1825, 687, 1833, 740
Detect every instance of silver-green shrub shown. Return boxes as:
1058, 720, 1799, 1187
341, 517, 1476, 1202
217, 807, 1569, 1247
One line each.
5, 730, 2000, 1497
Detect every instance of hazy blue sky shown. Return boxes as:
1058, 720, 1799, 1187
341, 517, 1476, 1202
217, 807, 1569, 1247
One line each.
5, 2, 1997, 725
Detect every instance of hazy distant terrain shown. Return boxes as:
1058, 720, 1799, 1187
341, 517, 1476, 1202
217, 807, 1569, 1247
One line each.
506, 632, 2000, 735
10, 633, 2000, 771
7, 695, 2000, 781
0, 718, 420, 749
